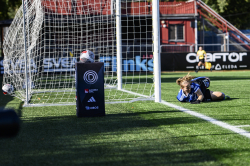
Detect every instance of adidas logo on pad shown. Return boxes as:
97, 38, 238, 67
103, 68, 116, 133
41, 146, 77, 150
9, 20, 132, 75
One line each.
88, 96, 96, 103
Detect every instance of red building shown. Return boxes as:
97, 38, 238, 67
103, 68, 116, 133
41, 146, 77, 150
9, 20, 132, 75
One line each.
41, 0, 197, 49
2, 0, 250, 56
159, 1, 196, 46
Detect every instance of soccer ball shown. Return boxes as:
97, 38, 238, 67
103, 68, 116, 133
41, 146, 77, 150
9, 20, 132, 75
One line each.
2, 84, 14, 95
80, 50, 95, 63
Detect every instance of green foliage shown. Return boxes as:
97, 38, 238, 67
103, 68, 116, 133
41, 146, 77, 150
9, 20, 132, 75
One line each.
203, 0, 227, 13
203, 0, 250, 29
0, 0, 21, 20
221, 0, 250, 29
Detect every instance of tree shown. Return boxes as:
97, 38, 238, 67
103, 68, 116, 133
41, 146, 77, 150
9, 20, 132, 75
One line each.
0, 0, 22, 20
203, 0, 250, 29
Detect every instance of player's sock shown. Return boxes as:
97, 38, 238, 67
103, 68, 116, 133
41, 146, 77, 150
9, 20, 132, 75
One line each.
210, 67, 213, 72
222, 93, 230, 100
195, 66, 199, 73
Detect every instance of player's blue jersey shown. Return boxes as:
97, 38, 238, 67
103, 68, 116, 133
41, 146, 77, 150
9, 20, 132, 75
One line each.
177, 82, 200, 102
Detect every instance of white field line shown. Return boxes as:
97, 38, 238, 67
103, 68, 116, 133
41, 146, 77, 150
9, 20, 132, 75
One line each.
115, 90, 250, 139
119, 89, 151, 98
235, 125, 250, 128
160, 100, 250, 138
119, 79, 250, 138
25, 88, 250, 139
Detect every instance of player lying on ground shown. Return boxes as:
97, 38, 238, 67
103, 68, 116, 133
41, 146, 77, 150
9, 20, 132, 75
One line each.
176, 73, 230, 104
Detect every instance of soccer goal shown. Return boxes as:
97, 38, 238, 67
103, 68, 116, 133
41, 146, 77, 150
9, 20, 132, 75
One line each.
2, 0, 161, 107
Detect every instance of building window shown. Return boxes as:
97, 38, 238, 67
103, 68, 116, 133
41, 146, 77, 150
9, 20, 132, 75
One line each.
169, 24, 184, 41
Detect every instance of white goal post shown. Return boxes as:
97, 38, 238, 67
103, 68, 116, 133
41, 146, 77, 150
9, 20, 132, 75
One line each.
2, 0, 161, 107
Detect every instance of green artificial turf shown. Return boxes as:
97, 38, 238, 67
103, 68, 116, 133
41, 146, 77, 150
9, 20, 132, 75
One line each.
0, 71, 250, 165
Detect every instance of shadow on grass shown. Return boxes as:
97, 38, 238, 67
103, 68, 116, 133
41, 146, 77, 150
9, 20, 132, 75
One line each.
226, 98, 240, 100
0, 109, 224, 166
203, 98, 240, 103
171, 97, 240, 105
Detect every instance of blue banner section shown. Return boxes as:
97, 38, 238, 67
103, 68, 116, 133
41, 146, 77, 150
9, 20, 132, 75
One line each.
99, 55, 153, 72
76, 62, 105, 117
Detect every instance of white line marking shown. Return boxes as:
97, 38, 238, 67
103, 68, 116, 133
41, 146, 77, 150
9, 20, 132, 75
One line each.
160, 100, 250, 138
119, 89, 150, 97
235, 125, 250, 128
102, 89, 250, 139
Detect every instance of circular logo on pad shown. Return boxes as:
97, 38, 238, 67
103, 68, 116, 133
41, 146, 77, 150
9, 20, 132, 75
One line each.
83, 70, 98, 84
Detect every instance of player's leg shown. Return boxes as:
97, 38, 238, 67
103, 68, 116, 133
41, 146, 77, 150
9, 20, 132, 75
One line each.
210, 91, 230, 100
202, 63, 206, 69
210, 91, 224, 100
202, 89, 212, 101
201, 59, 205, 70
196, 61, 202, 73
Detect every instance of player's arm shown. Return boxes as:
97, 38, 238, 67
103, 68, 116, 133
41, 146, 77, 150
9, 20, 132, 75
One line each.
195, 88, 204, 101
191, 88, 204, 104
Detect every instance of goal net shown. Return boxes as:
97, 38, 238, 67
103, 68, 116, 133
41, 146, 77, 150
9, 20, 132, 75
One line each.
3, 0, 157, 106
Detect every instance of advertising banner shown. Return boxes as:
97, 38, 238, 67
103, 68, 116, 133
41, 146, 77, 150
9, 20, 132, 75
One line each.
75, 62, 105, 117
0, 53, 154, 74
161, 52, 250, 71
1, 52, 250, 74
